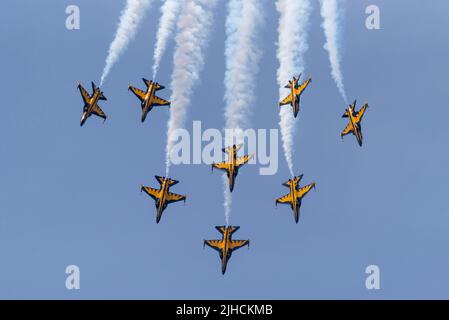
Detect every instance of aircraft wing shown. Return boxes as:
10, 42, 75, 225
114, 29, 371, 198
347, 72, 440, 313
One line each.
141, 186, 160, 201
129, 86, 146, 102
276, 193, 293, 205
229, 240, 249, 251
298, 182, 315, 198
78, 84, 90, 104
204, 240, 224, 252
212, 162, 230, 172
166, 192, 186, 204
279, 93, 293, 106
153, 96, 170, 106
341, 122, 354, 137
91, 104, 107, 120
354, 104, 368, 123
236, 154, 252, 168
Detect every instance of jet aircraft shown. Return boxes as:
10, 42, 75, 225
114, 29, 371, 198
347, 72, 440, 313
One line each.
77, 81, 107, 126
341, 100, 368, 146
204, 226, 249, 275
279, 74, 312, 118
141, 176, 186, 223
212, 144, 253, 192
275, 175, 316, 223
128, 78, 170, 122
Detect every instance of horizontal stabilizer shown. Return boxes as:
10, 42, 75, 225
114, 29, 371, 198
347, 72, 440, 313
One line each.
155, 175, 179, 186
142, 78, 153, 87
215, 225, 239, 235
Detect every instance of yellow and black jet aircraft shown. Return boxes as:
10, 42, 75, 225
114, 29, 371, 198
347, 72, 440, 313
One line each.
128, 78, 170, 122
275, 175, 316, 223
341, 100, 368, 146
279, 74, 312, 118
212, 144, 253, 192
77, 81, 107, 126
141, 175, 186, 224
204, 226, 249, 275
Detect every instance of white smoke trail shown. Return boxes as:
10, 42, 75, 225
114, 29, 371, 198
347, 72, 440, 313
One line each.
165, 0, 218, 176
276, 0, 312, 177
100, 0, 153, 86
223, 175, 232, 226
222, 0, 263, 223
320, 0, 348, 103
152, 0, 182, 79
224, 0, 263, 137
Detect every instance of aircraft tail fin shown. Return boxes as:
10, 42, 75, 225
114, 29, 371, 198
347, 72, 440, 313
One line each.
215, 226, 239, 235
222, 144, 243, 154
91, 82, 107, 100
155, 175, 179, 186
282, 174, 303, 187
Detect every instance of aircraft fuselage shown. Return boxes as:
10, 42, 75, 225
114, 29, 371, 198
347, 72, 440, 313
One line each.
227, 147, 239, 192
348, 106, 363, 146
156, 180, 169, 223
289, 180, 301, 222
81, 90, 101, 126
220, 230, 232, 274
141, 82, 158, 122
290, 83, 300, 117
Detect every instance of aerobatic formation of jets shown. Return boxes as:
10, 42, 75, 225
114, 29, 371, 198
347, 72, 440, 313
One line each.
77, 72, 368, 274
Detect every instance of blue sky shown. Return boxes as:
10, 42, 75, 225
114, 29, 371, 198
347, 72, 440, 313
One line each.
0, 0, 448, 299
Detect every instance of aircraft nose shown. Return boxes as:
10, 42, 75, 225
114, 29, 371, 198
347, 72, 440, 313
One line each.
294, 207, 299, 223
221, 261, 227, 274
80, 114, 87, 126
156, 207, 163, 223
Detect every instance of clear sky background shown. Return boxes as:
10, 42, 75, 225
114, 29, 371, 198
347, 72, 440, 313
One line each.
0, 0, 448, 299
